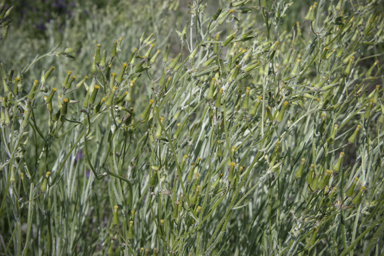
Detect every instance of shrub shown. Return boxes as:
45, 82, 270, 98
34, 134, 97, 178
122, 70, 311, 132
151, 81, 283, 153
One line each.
1, 0, 384, 255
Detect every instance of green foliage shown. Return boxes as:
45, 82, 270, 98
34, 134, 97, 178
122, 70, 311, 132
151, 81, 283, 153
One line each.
0, 0, 13, 42
1, 0, 384, 255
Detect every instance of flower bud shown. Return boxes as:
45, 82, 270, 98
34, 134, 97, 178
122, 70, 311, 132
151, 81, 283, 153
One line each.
348, 125, 361, 143
178, 194, 184, 213
351, 30, 359, 42
291, 59, 301, 76
203, 55, 217, 67
165, 76, 172, 90
276, 101, 289, 122
140, 99, 154, 121
155, 117, 164, 138
328, 187, 337, 205
107, 73, 116, 89
46, 88, 57, 104
0, 107, 5, 126
52, 109, 60, 122
189, 44, 201, 61
89, 85, 100, 105
163, 44, 169, 63
207, 78, 216, 100
190, 185, 201, 205
95, 44, 101, 64
174, 123, 182, 139
150, 49, 161, 64
191, 172, 201, 192
186, 163, 195, 182
149, 169, 158, 187
328, 124, 338, 145
28, 80, 39, 100
223, 33, 236, 47
100, 50, 107, 68
94, 97, 106, 113
318, 170, 333, 189
44, 66, 55, 81
335, 0, 343, 10
332, 152, 344, 172
217, 9, 233, 25
105, 87, 118, 107
321, 47, 329, 60
215, 88, 223, 108
344, 57, 354, 75
266, 106, 273, 121
232, 48, 246, 62
169, 53, 182, 69
76, 76, 88, 88
305, 6, 313, 21
66, 75, 76, 89
61, 98, 69, 115
82, 90, 90, 108
309, 227, 318, 245
128, 220, 134, 239
294, 29, 302, 45
143, 33, 154, 45
228, 162, 236, 182
364, 99, 374, 119
230, 65, 240, 81
145, 43, 155, 59
40, 172, 51, 192
261, 0, 267, 8
372, 85, 380, 104
91, 55, 97, 73
249, 96, 262, 116
111, 40, 117, 57
116, 63, 128, 84
115, 91, 128, 105
172, 201, 179, 219
244, 61, 260, 73
366, 60, 379, 77
346, 177, 359, 197
112, 205, 118, 225
4, 107, 10, 126
295, 158, 305, 178
196, 206, 202, 214
10, 167, 16, 184
128, 48, 137, 64
213, 35, 220, 54
212, 8, 222, 20
352, 186, 365, 205
20, 172, 27, 193
343, 52, 355, 65
310, 173, 319, 190
314, 76, 329, 89
326, 49, 336, 59
242, 87, 251, 110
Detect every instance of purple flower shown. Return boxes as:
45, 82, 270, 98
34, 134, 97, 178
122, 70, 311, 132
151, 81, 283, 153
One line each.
37, 23, 45, 31
75, 150, 83, 162
70, 149, 83, 163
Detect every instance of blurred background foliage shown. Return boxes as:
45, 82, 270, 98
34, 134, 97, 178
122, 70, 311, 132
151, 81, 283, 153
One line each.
2, 0, 316, 71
